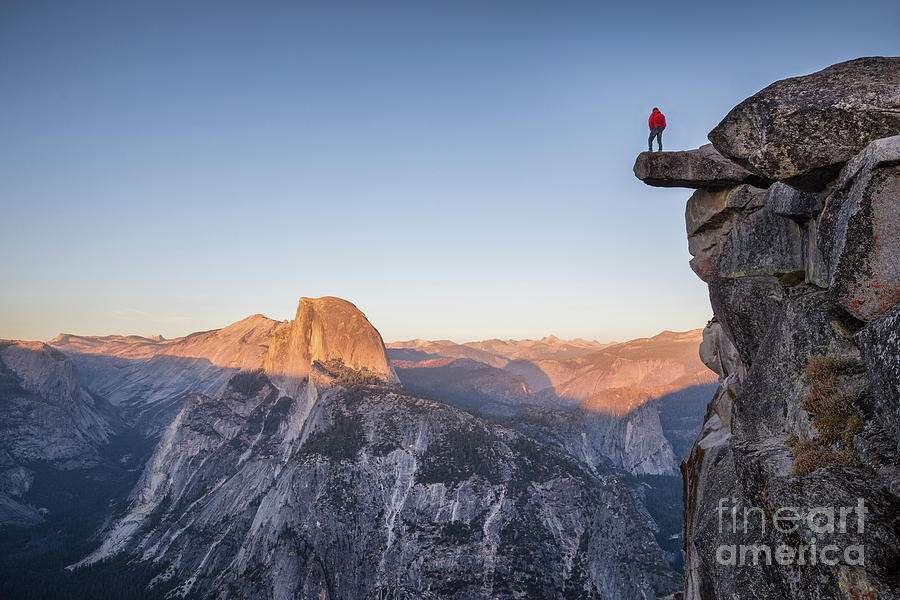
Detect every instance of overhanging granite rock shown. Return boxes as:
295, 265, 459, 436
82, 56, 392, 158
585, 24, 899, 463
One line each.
634, 144, 771, 189
709, 57, 900, 191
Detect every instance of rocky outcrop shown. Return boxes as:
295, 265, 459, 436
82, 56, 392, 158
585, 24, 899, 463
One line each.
708, 57, 900, 191
8, 302, 696, 597
768, 182, 823, 221
817, 135, 900, 321
49, 300, 396, 436
265, 296, 399, 393
853, 304, 900, 496
0, 341, 112, 466
638, 57, 900, 600
391, 331, 718, 572
634, 144, 770, 189
51, 298, 399, 437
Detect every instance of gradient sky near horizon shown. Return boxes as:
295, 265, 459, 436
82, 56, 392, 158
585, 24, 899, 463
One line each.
1, 1, 898, 344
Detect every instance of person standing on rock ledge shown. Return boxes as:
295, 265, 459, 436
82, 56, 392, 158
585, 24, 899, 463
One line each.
648, 107, 666, 152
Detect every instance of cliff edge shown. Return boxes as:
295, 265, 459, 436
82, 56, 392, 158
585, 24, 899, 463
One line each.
636, 56, 900, 600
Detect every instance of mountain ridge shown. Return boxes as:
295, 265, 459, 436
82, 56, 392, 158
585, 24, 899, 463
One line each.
64, 299, 681, 599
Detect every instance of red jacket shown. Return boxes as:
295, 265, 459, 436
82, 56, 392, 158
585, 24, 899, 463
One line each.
649, 110, 666, 130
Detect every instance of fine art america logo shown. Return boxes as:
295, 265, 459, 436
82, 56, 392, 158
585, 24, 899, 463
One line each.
715, 497, 868, 568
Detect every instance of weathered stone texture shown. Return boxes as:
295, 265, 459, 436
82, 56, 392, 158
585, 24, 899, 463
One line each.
709, 57, 900, 191
707, 275, 784, 368
818, 136, 900, 321
715, 200, 804, 279
685, 185, 768, 282
767, 182, 823, 221
634, 144, 771, 189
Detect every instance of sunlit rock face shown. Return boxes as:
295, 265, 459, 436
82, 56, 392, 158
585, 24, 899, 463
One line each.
50, 297, 678, 598
77, 370, 681, 599
50, 298, 400, 435
390, 330, 717, 573
265, 296, 399, 392
638, 57, 900, 600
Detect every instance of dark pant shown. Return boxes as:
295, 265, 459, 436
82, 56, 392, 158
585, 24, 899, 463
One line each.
649, 126, 663, 151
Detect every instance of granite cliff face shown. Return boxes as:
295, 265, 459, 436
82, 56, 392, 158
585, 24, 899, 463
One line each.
0, 341, 116, 525
75, 299, 680, 599
635, 57, 900, 600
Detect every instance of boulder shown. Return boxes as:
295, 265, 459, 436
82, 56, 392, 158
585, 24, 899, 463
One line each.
853, 303, 900, 496
854, 303, 900, 444
698, 319, 741, 383
709, 57, 900, 191
684, 182, 804, 284
685, 185, 764, 236
766, 182, 823, 221
688, 228, 732, 283
633, 144, 770, 189
708, 276, 784, 368
817, 136, 900, 321
716, 198, 804, 280
686, 185, 767, 282
686, 188, 732, 238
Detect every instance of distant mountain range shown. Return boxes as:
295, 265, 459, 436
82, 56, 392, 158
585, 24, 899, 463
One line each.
388, 330, 716, 473
389, 335, 616, 368
387, 330, 717, 569
0, 298, 712, 599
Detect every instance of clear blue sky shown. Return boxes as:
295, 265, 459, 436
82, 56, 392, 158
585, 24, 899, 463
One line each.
1, 1, 897, 343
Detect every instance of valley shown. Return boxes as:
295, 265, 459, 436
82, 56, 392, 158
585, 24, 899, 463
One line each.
0, 298, 712, 599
